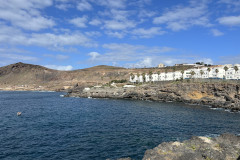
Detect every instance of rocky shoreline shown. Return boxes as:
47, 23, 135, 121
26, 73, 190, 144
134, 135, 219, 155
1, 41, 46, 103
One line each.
117, 133, 240, 160
67, 82, 240, 159
66, 82, 240, 112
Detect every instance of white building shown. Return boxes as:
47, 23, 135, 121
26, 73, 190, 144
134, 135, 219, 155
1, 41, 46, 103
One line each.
158, 63, 165, 68
129, 64, 240, 83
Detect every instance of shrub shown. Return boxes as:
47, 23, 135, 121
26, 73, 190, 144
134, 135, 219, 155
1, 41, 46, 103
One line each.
110, 79, 127, 83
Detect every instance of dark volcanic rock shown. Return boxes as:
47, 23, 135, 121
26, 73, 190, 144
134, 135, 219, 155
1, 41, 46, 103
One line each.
67, 82, 240, 111
142, 133, 240, 160
114, 134, 240, 160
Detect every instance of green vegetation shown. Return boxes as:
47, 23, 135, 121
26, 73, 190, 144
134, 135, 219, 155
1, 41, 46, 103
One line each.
215, 69, 219, 78
234, 66, 239, 72
142, 73, 146, 82
190, 71, 196, 78
130, 73, 134, 81
191, 145, 197, 151
207, 67, 211, 78
110, 79, 127, 83
200, 70, 204, 78
224, 66, 228, 79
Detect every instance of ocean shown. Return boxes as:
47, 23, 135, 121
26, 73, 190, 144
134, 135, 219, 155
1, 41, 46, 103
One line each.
1, 91, 240, 160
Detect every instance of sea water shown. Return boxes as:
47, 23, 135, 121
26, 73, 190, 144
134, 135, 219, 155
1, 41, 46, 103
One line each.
1, 91, 240, 160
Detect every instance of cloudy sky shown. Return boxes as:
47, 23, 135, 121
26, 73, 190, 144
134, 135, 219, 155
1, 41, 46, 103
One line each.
0, 0, 240, 70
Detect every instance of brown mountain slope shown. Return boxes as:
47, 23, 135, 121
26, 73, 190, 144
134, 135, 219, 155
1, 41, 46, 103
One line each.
0, 62, 130, 90
0, 62, 196, 91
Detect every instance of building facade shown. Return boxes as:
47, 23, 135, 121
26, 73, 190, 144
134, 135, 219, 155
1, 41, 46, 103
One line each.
158, 63, 165, 68
129, 64, 240, 83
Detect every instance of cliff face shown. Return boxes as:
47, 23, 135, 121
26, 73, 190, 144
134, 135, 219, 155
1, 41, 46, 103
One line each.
118, 134, 240, 160
142, 133, 240, 160
67, 82, 240, 111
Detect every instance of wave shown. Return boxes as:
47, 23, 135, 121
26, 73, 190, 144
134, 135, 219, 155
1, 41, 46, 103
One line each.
203, 133, 220, 138
210, 107, 224, 111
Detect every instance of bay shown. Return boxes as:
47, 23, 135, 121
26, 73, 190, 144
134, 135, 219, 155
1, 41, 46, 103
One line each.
0, 91, 240, 160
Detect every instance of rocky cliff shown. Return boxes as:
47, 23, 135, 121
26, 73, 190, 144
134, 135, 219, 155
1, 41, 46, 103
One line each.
67, 82, 240, 111
118, 133, 240, 160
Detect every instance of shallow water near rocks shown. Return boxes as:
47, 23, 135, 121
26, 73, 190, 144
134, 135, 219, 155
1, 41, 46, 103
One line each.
1, 91, 240, 160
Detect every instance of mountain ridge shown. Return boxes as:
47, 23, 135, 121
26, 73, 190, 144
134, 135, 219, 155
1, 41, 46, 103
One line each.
0, 62, 129, 91
0, 62, 196, 91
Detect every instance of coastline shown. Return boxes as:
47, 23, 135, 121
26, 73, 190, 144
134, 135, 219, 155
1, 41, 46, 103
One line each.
66, 81, 240, 159
68, 82, 240, 160
0, 87, 68, 92
117, 133, 240, 160
1, 83, 240, 160
66, 81, 240, 112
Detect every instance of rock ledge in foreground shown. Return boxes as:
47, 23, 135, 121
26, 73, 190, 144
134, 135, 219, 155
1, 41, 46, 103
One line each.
117, 133, 240, 160
143, 133, 240, 160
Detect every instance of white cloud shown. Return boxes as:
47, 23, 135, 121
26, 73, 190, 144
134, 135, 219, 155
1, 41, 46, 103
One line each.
153, 0, 211, 31
0, 0, 55, 31
28, 32, 96, 48
96, 0, 126, 9
45, 65, 73, 71
44, 54, 69, 60
96, 7, 138, 32
104, 20, 136, 30
132, 27, 165, 38
56, 3, 73, 10
69, 16, 88, 28
0, 24, 97, 49
87, 43, 174, 65
105, 31, 126, 38
88, 52, 100, 60
134, 57, 153, 68
86, 43, 212, 68
219, 0, 240, 8
0, 53, 38, 61
211, 29, 224, 36
126, 56, 214, 68
196, 58, 213, 64
218, 15, 240, 26
0, 47, 39, 66
218, 54, 240, 64
89, 19, 102, 26
85, 31, 102, 37
77, 0, 92, 11
0, 0, 53, 10
138, 10, 156, 18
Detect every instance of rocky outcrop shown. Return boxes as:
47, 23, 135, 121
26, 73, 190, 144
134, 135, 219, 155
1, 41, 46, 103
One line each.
142, 133, 240, 160
67, 82, 240, 111
114, 134, 240, 160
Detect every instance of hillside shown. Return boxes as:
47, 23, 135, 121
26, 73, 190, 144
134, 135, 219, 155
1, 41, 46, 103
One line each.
0, 62, 130, 91
0, 62, 196, 91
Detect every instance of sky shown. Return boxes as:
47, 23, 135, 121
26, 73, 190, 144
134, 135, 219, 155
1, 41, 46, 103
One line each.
1, 0, 240, 70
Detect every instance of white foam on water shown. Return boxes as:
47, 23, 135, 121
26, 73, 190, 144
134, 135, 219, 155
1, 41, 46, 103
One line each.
210, 108, 223, 110
203, 133, 219, 138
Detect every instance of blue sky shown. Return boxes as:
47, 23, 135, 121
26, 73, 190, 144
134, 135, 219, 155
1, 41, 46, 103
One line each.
1, 0, 240, 70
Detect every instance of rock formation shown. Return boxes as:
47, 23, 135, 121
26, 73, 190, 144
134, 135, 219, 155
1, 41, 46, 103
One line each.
116, 134, 240, 160
142, 133, 240, 160
67, 82, 240, 111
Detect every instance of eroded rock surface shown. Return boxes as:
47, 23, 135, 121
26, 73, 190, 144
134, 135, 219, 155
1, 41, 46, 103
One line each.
142, 133, 240, 160
115, 134, 240, 160
67, 82, 240, 111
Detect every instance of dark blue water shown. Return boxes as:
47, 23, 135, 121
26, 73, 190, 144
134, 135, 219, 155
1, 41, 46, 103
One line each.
0, 91, 240, 160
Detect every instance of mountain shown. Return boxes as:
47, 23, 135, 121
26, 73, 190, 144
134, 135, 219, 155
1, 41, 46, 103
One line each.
0, 62, 195, 91
0, 62, 129, 91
